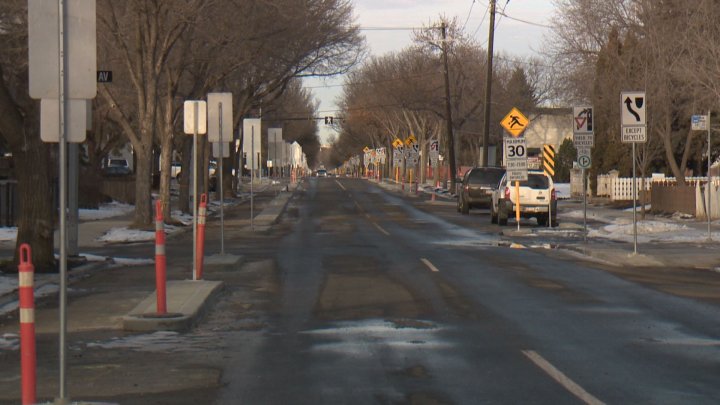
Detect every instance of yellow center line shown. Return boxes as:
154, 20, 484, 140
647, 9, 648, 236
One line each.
421, 258, 440, 272
522, 350, 605, 405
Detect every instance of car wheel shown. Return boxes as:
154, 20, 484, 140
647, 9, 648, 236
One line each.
490, 203, 498, 224
460, 197, 470, 215
498, 205, 508, 226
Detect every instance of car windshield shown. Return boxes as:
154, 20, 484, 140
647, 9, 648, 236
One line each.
515, 173, 550, 189
108, 159, 127, 167
468, 168, 504, 185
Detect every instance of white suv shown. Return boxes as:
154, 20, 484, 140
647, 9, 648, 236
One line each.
490, 170, 557, 226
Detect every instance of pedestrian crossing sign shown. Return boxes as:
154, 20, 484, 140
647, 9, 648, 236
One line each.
500, 107, 529, 137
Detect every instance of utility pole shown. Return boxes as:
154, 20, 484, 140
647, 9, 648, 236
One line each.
441, 22, 458, 192
482, 0, 497, 167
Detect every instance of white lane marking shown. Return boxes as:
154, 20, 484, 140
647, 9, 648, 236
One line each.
522, 350, 605, 405
354, 200, 363, 212
421, 258, 440, 273
373, 222, 390, 236
335, 180, 346, 191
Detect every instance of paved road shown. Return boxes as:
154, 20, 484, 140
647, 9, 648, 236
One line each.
214, 177, 720, 404
3, 177, 720, 404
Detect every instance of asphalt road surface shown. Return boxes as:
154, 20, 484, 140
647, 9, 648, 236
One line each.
3, 177, 720, 404
213, 178, 720, 404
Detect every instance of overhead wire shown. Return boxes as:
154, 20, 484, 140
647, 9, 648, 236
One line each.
461, 0, 477, 32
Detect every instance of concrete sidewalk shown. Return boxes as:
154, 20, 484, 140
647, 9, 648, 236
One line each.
0, 181, 298, 329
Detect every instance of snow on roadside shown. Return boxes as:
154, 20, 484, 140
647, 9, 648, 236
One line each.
97, 223, 184, 244
0, 227, 16, 242
79, 201, 134, 221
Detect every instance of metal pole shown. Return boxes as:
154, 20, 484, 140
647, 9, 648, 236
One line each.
482, 0, 496, 167
68, 144, 78, 256
632, 142, 638, 254
57, 0, 69, 401
708, 109, 712, 241
583, 168, 587, 242
250, 126, 254, 231
219, 103, 225, 254
193, 102, 198, 280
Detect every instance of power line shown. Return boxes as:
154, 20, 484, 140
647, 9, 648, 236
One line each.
471, 5, 490, 39
495, 10, 552, 29
304, 71, 440, 90
461, 0, 477, 32
359, 26, 422, 31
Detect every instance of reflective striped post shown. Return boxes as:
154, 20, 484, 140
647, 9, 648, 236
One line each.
18, 244, 36, 405
154, 200, 167, 314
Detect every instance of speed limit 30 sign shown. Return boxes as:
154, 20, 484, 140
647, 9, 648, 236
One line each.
504, 137, 528, 181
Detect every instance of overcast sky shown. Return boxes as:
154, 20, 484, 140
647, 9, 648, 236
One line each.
306, 0, 557, 143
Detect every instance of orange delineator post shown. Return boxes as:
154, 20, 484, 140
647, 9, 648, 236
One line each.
18, 244, 36, 405
154, 200, 167, 314
196, 193, 208, 280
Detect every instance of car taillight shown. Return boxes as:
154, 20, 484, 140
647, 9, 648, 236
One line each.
551, 188, 556, 201
504, 186, 510, 199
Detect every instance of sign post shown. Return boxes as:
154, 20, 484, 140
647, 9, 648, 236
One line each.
621, 92, 647, 254
29, 1, 97, 400
501, 107, 529, 230
208, 93, 232, 254
573, 106, 594, 237
184, 100, 207, 280
692, 113, 712, 241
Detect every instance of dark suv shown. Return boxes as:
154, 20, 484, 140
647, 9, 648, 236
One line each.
457, 167, 505, 214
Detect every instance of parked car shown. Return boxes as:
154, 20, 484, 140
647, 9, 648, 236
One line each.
103, 158, 131, 176
490, 170, 558, 226
457, 167, 506, 214
316, 169, 328, 177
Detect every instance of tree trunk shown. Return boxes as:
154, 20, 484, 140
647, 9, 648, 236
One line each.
179, 137, 192, 214
159, 130, 174, 220
0, 65, 54, 272
14, 134, 55, 272
132, 143, 153, 227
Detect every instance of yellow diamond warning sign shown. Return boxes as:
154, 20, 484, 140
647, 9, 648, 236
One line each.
500, 107, 529, 137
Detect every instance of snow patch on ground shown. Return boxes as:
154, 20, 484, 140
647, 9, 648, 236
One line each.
79, 202, 134, 221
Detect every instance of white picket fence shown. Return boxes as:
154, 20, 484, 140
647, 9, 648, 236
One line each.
597, 173, 720, 201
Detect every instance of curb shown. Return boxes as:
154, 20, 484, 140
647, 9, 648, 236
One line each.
121, 280, 223, 332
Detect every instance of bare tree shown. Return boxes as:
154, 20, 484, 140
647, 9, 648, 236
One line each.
0, 2, 55, 271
